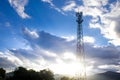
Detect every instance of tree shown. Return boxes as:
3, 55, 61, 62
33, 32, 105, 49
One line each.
61, 76, 76, 80
0, 68, 6, 80
39, 69, 55, 80
7, 67, 28, 80
6, 67, 55, 80
61, 76, 70, 80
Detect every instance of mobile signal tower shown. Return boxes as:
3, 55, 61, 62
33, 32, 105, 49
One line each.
76, 12, 86, 80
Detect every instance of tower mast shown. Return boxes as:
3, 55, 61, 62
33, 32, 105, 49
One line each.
76, 12, 86, 80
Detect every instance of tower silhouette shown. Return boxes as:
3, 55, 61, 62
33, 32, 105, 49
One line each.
76, 12, 86, 80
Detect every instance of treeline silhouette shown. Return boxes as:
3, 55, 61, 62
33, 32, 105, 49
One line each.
1, 67, 120, 80
0, 67, 74, 80
0, 68, 5, 80
0, 67, 55, 80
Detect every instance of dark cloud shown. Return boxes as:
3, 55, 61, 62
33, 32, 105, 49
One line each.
84, 43, 120, 66
0, 57, 16, 68
22, 28, 75, 54
114, 20, 120, 38
85, 44, 120, 59
0, 28, 120, 73
9, 48, 57, 64
9, 49, 38, 60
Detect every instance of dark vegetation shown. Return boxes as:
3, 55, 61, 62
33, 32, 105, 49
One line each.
0, 67, 55, 80
0, 68, 5, 80
0, 67, 75, 80
0, 67, 120, 80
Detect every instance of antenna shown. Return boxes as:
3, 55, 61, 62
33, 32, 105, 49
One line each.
77, 7, 80, 13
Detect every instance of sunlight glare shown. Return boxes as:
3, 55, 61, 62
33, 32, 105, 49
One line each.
49, 60, 87, 76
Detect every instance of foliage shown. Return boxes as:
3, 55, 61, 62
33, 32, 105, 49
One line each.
6, 67, 55, 80
0, 68, 6, 80
61, 76, 76, 80
2, 66, 120, 80
39, 69, 54, 80
61, 76, 70, 80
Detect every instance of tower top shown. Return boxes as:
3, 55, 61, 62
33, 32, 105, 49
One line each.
76, 12, 83, 24
76, 12, 83, 17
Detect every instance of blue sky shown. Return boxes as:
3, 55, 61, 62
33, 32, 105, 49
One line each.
0, 0, 120, 76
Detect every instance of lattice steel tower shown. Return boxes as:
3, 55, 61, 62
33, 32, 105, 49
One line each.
76, 12, 86, 80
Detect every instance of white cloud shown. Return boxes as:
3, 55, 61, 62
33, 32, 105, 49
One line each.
0, 28, 120, 74
74, 6, 105, 18
83, 0, 108, 7
62, 0, 120, 46
41, 0, 52, 3
89, 22, 101, 28
109, 39, 120, 46
84, 36, 95, 43
97, 1, 120, 46
41, 0, 65, 15
22, 27, 39, 39
62, 52, 76, 60
1, 0, 120, 75
2, 0, 120, 75
62, 1, 76, 11
98, 65, 109, 69
42, 0, 119, 48
0, 49, 48, 72
8, 0, 30, 19
61, 36, 75, 41
0, 51, 23, 70
98, 64, 120, 71
74, 0, 120, 46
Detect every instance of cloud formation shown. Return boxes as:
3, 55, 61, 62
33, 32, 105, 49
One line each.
22, 28, 39, 39
62, 0, 120, 46
0, 28, 119, 74
8, 0, 30, 19
41, 0, 65, 15
82, 0, 108, 7
62, 1, 76, 11
0, 0, 120, 75
84, 36, 95, 43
